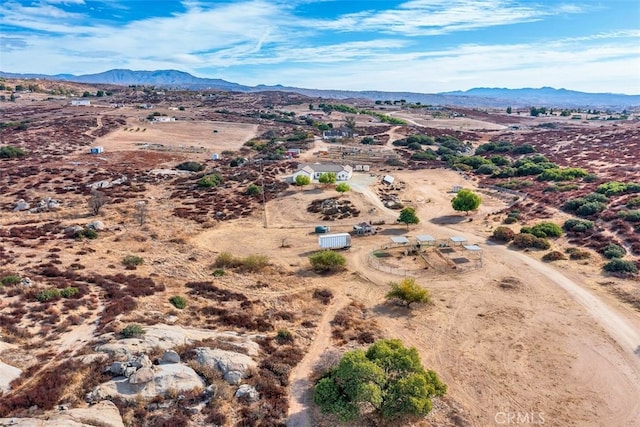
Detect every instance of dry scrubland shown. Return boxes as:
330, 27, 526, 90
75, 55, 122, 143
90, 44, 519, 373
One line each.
0, 82, 639, 427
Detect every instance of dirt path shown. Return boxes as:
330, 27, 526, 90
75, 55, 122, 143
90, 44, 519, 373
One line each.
286, 293, 350, 427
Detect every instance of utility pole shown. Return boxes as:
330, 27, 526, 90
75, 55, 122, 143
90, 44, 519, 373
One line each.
259, 160, 267, 228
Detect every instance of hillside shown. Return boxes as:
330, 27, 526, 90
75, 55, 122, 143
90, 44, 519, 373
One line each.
2, 69, 639, 109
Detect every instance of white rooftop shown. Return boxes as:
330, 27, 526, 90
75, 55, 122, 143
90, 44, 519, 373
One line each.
450, 236, 467, 243
416, 235, 435, 242
390, 236, 409, 244
463, 244, 482, 251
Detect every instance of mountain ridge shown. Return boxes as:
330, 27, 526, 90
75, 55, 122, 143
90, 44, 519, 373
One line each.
1, 69, 638, 108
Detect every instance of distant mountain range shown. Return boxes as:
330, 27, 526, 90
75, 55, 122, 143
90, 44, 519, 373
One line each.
2, 69, 638, 109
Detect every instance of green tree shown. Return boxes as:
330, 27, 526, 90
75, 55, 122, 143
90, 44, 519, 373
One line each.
82, 91, 91, 97
386, 277, 430, 308
451, 189, 481, 215
506, 106, 512, 114
314, 339, 446, 422
246, 183, 263, 196
398, 207, 419, 229
345, 116, 356, 136
318, 172, 337, 186
96, 90, 105, 97
295, 174, 311, 187
335, 182, 350, 196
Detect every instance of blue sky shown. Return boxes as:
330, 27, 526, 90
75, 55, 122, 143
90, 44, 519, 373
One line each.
1, 0, 639, 93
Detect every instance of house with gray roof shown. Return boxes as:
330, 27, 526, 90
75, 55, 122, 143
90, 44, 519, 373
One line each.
291, 163, 353, 182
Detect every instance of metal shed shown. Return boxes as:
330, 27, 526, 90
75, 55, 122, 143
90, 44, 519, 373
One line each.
390, 236, 409, 245
416, 235, 436, 246
449, 236, 467, 246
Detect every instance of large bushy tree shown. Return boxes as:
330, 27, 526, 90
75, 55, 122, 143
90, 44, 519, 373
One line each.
398, 207, 419, 229
386, 277, 430, 308
314, 339, 446, 422
451, 189, 481, 215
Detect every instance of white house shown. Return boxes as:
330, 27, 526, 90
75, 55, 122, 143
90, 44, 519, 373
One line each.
322, 129, 350, 140
71, 100, 91, 106
152, 116, 176, 123
291, 163, 353, 182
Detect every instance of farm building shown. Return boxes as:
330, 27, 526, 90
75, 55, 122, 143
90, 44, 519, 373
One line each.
416, 235, 436, 246
322, 129, 350, 140
71, 100, 91, 106
89, 146, 104, 154
382, 175, 395, 185
152, 116, 176, 123
291, 163, 353, 182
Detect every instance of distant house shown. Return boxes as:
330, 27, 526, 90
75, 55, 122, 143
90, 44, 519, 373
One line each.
382, 175, 395, 185
322, 129, 350, 140
291, 163, 353, 182
152, 116, 176, 123
89, 146, 104, 154
71, 100, 91, 107
139, 104, 154, 109
307, 113, 325, 120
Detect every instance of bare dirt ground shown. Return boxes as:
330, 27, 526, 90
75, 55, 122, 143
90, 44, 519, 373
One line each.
93, 114, 258, 158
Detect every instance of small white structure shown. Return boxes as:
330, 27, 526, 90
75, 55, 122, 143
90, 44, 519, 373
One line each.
319, 233, 351, 249
71, 100, 91, 106
382, 175, 395, 185
452, 185, 462, 193
390, 236, 409, 245
89, 146, 104, 154
416, 235, 436, 246
322, 129, 349, 140
354, 165, 370, 172
449, 236, 467, 246
153, 116, 176, 123
212, 153, 220, 160
291, 163, 353, 182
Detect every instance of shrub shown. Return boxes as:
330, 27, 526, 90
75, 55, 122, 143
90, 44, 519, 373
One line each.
542, 251, 567, 262
619, 210, 640, 222
602, 244, 626, 259
121, 324, 146, 338
386, 277, 430, 308
313, 288, 334, 305
212, 269, 226, 277
309, 250, 347, 273
169, 296, 187, 309
566, 247, 591, 260
122, 255, 144, 267
75, 227, 98, 240
36, 288, 61, 302
603, 259, 638, 274
0, 275, 21, 286
176, 161, 204, 172
0, 145, 26, 158
521, 222, 562, 238
576, 202, 606, 217
197, 174, 222, 188
239, 255, 270, 272
276, 329, 294, 344
492, 226, 516, 242
512, 233, 550, 250
597, 181, 631, 196
626, 197, 640, 209
563, 218, 594, 232
246, 184, 262, 196
60, 287, 79, 298
214, 252, 237, 268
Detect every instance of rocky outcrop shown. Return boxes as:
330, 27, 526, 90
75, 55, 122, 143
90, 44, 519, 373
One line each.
88, 363, 204, 401
95, 325, 261, 358
195, 348, 257, 385
0, 400, 124, 427
161, 350, 180, 364
235, 384, 259, 402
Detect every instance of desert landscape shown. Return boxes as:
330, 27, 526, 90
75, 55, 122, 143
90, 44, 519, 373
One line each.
1, 80, 639, 427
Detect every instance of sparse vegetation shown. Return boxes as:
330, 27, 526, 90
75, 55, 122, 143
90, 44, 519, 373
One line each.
122, 255, 144, 267
121, 324, 146, 338
386, 277, 431, 308
603, 259, 638, 275
175, 161, 204, 172
0, 274, 21, 286
169, 295, 187, 309
309, 250, 347, 273
492, 226, 516, 242
0, 145, 26, 158
197, 173, 222, 188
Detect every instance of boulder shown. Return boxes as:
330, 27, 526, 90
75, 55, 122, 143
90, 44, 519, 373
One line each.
20, 277, 33, 287
131, 354, 152, 369
13, 199, 30, 212
0, 400, 125, 427
235, 384, 259, 402
89, 363, 204, 401
63, 225, 84, 236
124, 367, 137, 378
109, 361, 127, 376
195, 348, 257, 384
87, 220, 105, 231
161, 350, 180, 364
129, 367, 154, 384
